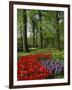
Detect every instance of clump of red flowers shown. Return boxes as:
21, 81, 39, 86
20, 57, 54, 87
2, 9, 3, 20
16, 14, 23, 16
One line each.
17, 53, 52, 80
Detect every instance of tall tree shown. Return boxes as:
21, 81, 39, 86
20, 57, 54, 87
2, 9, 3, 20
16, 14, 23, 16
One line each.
59, 11, 64, 50
32, 15, 36, 47
23, 10, 29, 52
17, 9, 24, 51
38, 11, 43, 48
56, 11, 61, 50
35, 26, 38, 47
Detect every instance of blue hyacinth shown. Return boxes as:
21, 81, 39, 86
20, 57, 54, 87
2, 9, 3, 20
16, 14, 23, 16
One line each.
40, 59, 64, 77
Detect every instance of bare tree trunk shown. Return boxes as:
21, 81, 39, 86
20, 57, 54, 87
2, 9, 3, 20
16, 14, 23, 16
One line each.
20, 26, 23, 50
32, 16, 35, 48
56, 11, 61, 51
38, 11, 43, 48
23, 10, 29, 52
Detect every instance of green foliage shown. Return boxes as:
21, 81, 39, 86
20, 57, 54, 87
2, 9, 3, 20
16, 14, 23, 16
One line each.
17, 9, 64, 51
52, 50, 64, 60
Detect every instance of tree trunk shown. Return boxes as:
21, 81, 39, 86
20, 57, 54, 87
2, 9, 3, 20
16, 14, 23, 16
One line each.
39, 11, 43, 48
20, 26, 23, 50
35, 29, 38, 47
23, 10, 29, 52
32, 16, 35, 48
56, 12, 61, 51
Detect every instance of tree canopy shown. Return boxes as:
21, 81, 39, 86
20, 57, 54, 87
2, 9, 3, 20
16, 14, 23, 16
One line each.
17, 9, 64, 52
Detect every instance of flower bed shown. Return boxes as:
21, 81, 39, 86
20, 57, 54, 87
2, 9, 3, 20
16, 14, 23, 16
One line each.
17, 53, 64, 80
17, 53, 52, 80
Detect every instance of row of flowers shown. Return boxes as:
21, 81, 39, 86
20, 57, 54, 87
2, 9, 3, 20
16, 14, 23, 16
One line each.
17, 53, 52, 80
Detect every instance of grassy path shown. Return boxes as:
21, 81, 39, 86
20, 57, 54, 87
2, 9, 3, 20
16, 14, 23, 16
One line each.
18, 48, 64, 60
